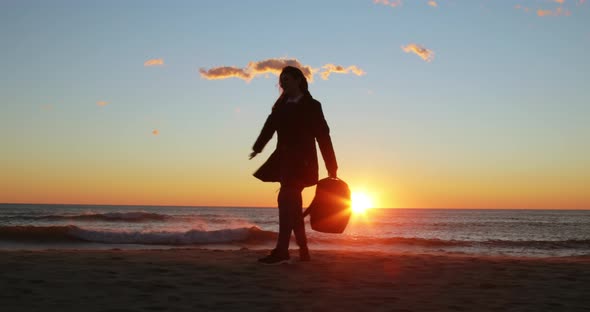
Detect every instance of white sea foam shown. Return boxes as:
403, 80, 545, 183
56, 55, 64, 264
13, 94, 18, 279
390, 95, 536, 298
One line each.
68, 226, 274, 245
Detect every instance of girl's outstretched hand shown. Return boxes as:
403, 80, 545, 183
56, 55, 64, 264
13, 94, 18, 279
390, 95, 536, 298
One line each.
249, 151, 258, 160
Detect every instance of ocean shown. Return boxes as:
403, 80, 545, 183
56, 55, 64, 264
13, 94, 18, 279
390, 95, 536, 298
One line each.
1, 204, 589, 257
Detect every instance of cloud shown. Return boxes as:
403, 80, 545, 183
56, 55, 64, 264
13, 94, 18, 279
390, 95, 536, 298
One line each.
144, 58, 164, 66
516, 2, 575, 17
514, 0, 578, 18
402, 44, 435, 62
537, 7, 571, 16
200, 58, 365, 82
374, 0, 403, 8
248, 59, 315, 81
97, 101, 108, 107
199, 66, 252, 81
320, 64, 366, 80
152, 129, 159, 136
428, 1, 438, 7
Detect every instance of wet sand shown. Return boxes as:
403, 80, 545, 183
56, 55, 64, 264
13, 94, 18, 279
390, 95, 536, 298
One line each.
0, 249, 588, 312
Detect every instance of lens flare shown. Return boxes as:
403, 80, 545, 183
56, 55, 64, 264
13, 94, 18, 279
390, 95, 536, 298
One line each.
351, 192, 373, 214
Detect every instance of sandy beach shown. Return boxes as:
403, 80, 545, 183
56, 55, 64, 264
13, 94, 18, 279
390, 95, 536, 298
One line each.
0, 249, 588, 312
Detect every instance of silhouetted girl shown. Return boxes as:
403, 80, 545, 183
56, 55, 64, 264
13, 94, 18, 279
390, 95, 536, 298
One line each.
250, 66, 338, 265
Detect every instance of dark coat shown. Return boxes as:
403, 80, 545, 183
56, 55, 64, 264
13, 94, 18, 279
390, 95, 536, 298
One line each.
252, 94, 337, 187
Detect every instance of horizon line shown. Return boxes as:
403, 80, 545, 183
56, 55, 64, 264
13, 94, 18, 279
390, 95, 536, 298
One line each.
1, 202, 588, 211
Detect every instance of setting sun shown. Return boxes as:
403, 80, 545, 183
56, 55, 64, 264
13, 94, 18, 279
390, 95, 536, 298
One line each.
351, 192, 373, 214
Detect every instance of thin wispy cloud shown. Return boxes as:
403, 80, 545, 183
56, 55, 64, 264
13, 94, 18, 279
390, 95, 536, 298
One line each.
374, 0, 581, 17
515, 0, 579, 17
248, 59, 315, 81
402, 44, 435, 62
537, 7, 571, 16
199, 66, 252, 81
200, 58, 365, 82
97, 101, 109, 107
373, 0, 403, 8
319, 64, 366, 80
144, 58, 164, 67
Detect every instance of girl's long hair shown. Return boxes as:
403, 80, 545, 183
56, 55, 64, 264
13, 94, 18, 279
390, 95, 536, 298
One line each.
272, 66, 311, 111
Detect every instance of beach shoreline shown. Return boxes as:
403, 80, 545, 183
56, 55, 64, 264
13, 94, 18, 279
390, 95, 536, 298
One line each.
1, 248, 588, 311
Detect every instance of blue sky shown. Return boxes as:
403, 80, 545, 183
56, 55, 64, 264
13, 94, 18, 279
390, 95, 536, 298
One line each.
1, 0, 589, 208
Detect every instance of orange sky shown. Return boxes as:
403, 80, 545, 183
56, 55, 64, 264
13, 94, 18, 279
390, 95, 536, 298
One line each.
2, 1, 589, 209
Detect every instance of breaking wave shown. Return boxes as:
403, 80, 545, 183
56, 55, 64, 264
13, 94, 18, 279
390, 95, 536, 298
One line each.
15, 212, 171, 222
1, 225, 589, 250
0, 225, 276, 245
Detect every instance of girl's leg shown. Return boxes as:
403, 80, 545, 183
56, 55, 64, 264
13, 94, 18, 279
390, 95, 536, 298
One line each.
275, 183, 307, 253
291, 186, 308, 249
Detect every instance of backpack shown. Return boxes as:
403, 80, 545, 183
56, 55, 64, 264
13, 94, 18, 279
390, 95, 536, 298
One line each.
303, 178, 351, 233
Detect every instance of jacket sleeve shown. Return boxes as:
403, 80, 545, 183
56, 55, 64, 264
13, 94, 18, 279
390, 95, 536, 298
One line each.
252, 113, 276, 153
312, 100, 338, 175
